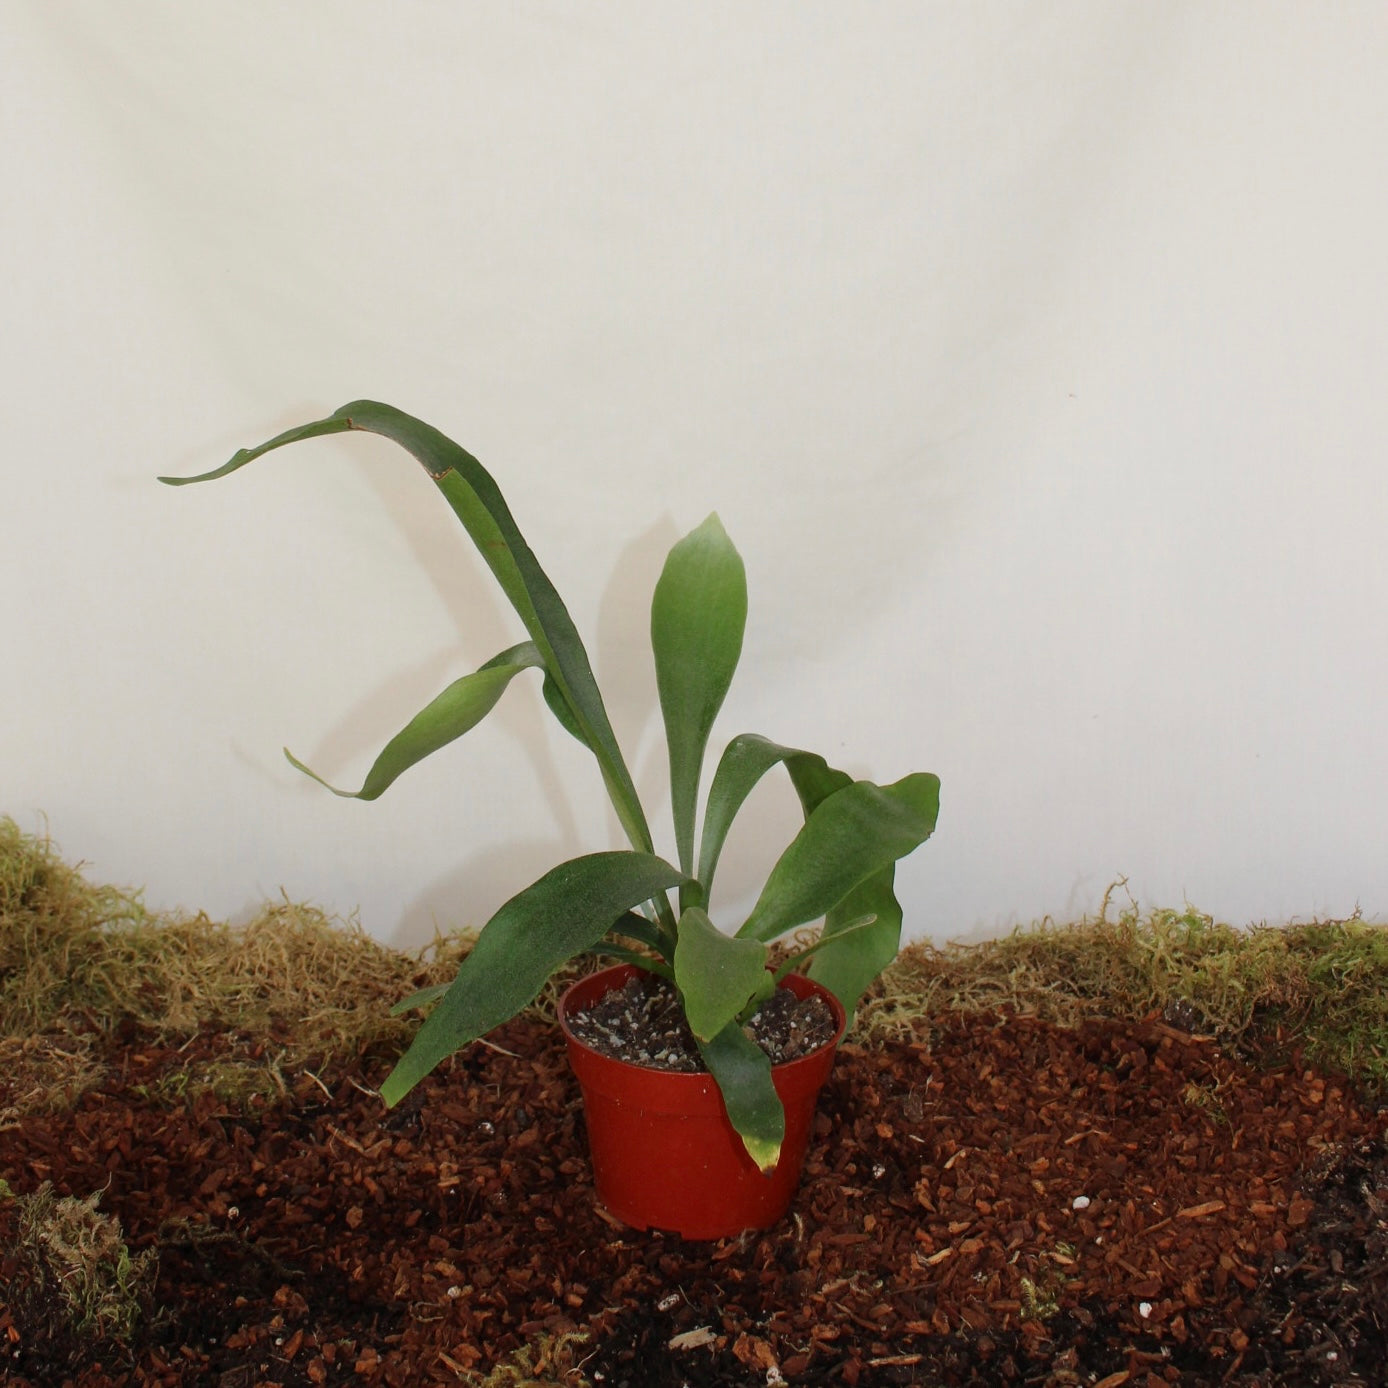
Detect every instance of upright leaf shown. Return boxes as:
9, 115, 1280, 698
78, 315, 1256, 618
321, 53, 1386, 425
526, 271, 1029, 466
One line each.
673, 907, 769, 1041
160, 402, 654, 857
736, 773, 941, 942
651, 515, 746, 876
285, 642, 544, 800
696, 1020, 784, 1173
379, 851, 685, 1106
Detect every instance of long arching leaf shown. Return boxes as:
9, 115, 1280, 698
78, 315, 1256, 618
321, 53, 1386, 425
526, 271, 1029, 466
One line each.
651, 515, 746, 876
285, 642, 544, 800
379, 851, 685, 1106
160, 402, 653, 857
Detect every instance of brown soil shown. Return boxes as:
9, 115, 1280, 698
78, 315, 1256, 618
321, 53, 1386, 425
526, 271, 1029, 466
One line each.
2, 1002, 1386, 1387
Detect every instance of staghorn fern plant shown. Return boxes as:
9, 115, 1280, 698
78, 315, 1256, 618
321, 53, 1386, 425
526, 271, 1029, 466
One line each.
162, 401, 939, 1169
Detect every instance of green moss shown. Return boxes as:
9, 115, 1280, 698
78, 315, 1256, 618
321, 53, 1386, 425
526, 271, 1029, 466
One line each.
1281, 919, 1388, 1087
6, 818, 1388, 1111
465, 1329, 592, 1386
866, 884, 1388, 1096
0, 816, 472, 1108
9, 1182, 157, 1347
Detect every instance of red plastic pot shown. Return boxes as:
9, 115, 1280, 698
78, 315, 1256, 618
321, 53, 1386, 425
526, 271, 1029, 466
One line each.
557, 963, 846, 1241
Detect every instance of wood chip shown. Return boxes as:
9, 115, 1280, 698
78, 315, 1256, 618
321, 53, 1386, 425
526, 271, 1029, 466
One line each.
1177, 1200, 1228, 1219
668, 1326, 717, 1351
1, 1005, 1380, 1385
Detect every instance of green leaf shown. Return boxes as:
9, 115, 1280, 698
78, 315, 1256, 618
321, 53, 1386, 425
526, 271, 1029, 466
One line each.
284, 642, 544, 800
651, 515, 746, 876
541, 672, 587, 743
673, 907, 769, 1041
807, 873, 904, 1022
157, 415, 357, 486
696, 1020, 784, 1172
609, 910, 667, 956
737, 773, 941, 943
783, 754, 851, 817
389, 982, 450, 1016
588, 942, 676, 981
161, 401, 654, 858
781, 756, 912, 1018
773, 912, 878, 979
736, 968, 778, 1023
379, 851, 685, 1107
697, 735, 829, 900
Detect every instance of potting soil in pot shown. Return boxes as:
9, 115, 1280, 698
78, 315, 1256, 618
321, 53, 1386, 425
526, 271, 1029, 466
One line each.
563, 972, 838, 1070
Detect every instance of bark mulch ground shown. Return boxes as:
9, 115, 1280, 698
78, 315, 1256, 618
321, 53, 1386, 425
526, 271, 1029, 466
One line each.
2, 1005, 1386, 1387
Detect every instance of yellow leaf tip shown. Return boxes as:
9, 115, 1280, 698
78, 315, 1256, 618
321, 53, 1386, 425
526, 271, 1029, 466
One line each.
744, 1136, 783, 1175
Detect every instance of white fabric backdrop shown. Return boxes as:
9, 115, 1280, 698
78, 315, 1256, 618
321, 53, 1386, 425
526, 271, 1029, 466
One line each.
6, 3, 1386, 948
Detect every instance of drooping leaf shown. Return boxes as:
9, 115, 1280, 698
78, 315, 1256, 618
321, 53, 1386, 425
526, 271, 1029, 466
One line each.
379, 851, 685, 1106
284, 642, 544, 800
651, 515, 747, 876
696, 735, 830, 899
157, 415, 358, 487
160, 401, 653, 857
673, 906, 769, 1041
697, 1019, 784, 1173
736, 773, 941, 943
